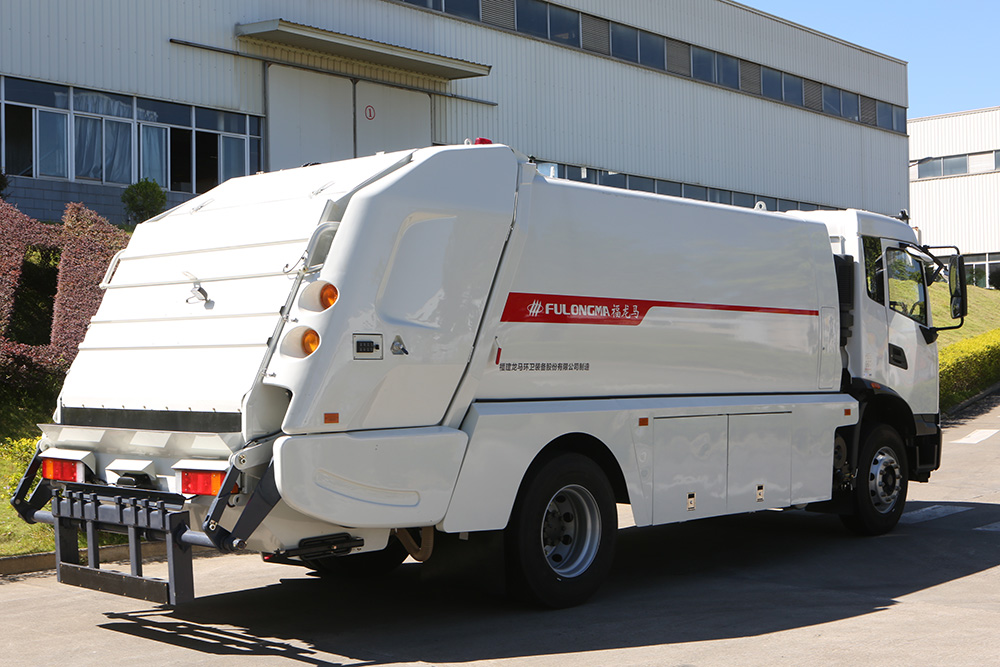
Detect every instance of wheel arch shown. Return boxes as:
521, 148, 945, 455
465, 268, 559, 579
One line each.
517, 432, 630, 506
851, 379, 918, 475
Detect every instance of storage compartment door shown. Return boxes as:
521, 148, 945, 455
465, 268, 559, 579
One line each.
653, 416, 728, 523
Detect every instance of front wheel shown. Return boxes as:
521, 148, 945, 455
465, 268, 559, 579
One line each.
840, 424, 908, 536
505, 452, 617, 608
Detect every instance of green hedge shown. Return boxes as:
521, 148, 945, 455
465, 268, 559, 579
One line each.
939, 328, 1000, 412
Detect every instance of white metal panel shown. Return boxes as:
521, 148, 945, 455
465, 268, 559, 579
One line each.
653, 415, 728, 522
267, 65, 353, 170
911, 172, 1000, 254
910, 107, 1000, 161
355, 81, 431, 157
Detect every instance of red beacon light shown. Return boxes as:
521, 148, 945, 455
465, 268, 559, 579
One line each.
473, 137, 493, 145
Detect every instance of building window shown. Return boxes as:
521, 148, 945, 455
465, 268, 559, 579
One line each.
708, 188, 731, 204
996, 150, 1000, 171
610, 23, 638, 62
782, 74, 803, 106
842, 92, 860, 121
756, 196, 777, 211
893, 105, 906, 133
141, 125, 168, 187
515, 0, 548, 39
761, 67, 783, 101
403, 0, 443, 8
548, 4, 579, 46
691, 47, 716, 83
656, 180, 681, 197
638, 31, 665, 70
876, 101, 893, 130
822, 85, 841, 116
38, 111, 69, 178
443, 0, 479, 20
682, 184, 708, 201
941, 155, 967, 176
733, 192, 755, 208
4, 105, 33, 176
717, 54, 739, 89
627, 175, 655, 192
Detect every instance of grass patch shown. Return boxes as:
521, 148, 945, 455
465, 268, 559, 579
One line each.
0, 456, 55, 556
930, 282, 1000, 349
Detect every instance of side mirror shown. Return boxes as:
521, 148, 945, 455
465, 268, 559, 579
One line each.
949, 255, 968, 319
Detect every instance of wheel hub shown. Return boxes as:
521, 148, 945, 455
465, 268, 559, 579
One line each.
540, 484, 601, 578
868, 446, 902, 513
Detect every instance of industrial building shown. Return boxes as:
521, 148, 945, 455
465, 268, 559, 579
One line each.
909, 106, 1000, 289
0, 0, 909, 224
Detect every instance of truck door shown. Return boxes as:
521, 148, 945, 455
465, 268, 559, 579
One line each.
880, 240, 938, 414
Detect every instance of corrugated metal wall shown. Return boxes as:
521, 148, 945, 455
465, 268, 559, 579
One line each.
909, 108, 1000, 253
0, 0, 908, 214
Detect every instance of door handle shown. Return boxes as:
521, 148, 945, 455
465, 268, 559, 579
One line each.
888, 344, 908, 370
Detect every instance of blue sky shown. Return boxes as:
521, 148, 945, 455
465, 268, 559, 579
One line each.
743, 1, 999, 119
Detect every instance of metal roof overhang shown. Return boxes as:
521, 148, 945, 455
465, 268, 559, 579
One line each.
235, 19, 491, 80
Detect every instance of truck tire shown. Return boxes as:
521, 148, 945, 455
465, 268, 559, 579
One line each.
304, 535, 409, 577
840, 424, 908, 536
505, 452, 617, 608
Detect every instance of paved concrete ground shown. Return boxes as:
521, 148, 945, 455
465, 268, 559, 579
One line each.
3, 398, 1000, 666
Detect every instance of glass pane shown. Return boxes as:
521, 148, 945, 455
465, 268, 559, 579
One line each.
141, 125, 167, 187
917, 158, 941, 179
443, 0, 478, 20
656, 180, 681, 197
599, 171, 626, 189
74, 88, 133, 118
628, 175, 655, 192
74, 116, 103, 180
756, 196, 777, 211
717, 54, 739, 89
761, 67, 782, 101
6, 78, 69, 108
221, 135, 245, 182
732, 192, 755, 208
515, 0, 548, 39
4, 105, 33, 176
682, 184, 707, 201
799, 203, 818, 211
638, 31, 665, 69
708, 188, 731, 204
862, 235, 884, 303
105, 120, 132, 184
249, 116, 262, 137
886, 249, 928, 325
822, 86, 841, 115
782, 74, 803, 106
535, 162, 562, 178
996, 150, 1000, 171
778, 199, 797, 212
138, 98, 191, 126
893, 105, 906, 133
691, 47, 715, 83
38, 111, 68, 177
170, 128, 192, 192
942, 155, 967, 176
196, 108, 245, 134
610, 24, 638, 63
249, 137, 261, 174
565, 165, 596, 183
403, 0, 442, 9
548, 5, 579, 46
195, 131, 219, 194
876, 101, 893, 129
842, 92, 859, 121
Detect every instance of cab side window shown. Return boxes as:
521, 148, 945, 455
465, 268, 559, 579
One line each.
862, 235, 884, 304
885, 248, 928, 326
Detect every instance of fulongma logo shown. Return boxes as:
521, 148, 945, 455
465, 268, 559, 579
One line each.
527, 300, 611, 318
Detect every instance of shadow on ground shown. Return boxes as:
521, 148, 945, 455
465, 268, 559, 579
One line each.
98, 500, 1000, 665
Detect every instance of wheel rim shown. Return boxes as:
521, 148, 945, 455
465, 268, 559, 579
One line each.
867, 445, 902, 514
540, 484, 601, 578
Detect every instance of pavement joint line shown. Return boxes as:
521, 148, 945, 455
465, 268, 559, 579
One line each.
898, 504, 973, 525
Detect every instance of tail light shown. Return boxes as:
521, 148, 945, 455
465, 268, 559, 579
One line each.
319, 283, 339, 309
301, 328, 320, 355
180, 470, 238, 496
42, 458, 85, 483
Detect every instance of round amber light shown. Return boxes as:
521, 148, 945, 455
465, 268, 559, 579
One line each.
319, 283, 339, 309
301, 328, 320, 356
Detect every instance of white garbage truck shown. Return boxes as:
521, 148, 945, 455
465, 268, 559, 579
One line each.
12, 143, 968, 607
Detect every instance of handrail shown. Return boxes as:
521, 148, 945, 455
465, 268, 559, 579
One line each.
99, 249, 126, 289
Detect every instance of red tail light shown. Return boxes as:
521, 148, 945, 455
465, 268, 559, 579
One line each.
42, 458, 84, 483
181, 470, 225, 495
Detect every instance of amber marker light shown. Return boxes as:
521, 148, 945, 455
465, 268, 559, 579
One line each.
319, 283, 339, 310
301, 328, 321, 356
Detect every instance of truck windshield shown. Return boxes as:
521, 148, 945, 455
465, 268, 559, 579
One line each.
885, 248, 928, 326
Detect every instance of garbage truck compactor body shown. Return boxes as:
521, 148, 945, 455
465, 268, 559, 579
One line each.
12, 144, 968, 607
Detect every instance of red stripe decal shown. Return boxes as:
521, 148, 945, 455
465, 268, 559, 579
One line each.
500, 292, 818, 326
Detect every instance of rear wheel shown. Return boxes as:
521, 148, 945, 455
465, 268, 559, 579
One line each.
304, 535, 408, 577
841, 424, 908, 536
505, 452, 617, 608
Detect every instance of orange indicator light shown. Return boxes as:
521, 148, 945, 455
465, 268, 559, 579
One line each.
324, 413, 340, 424
319, 283, 339, 309
301, 328, 320, 356
638, 417, 649, 427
